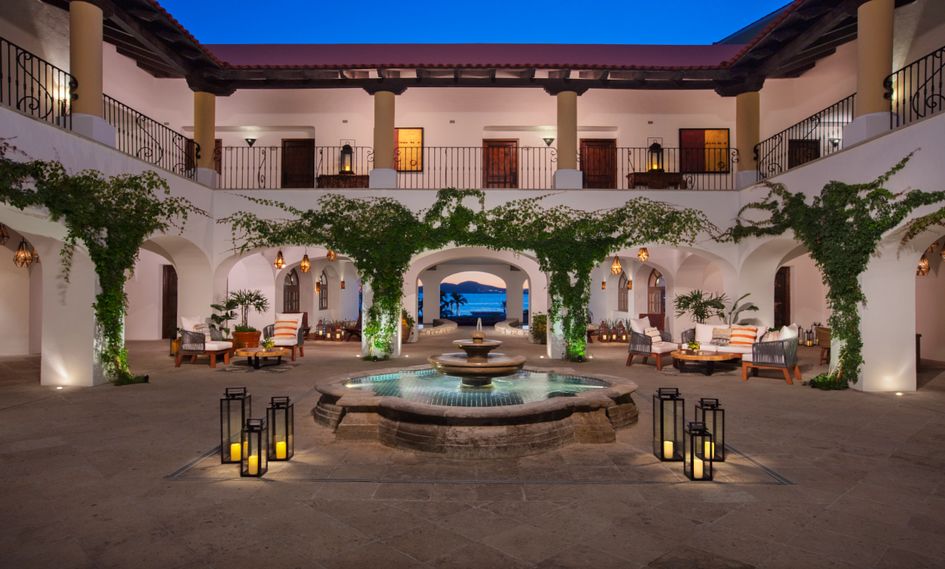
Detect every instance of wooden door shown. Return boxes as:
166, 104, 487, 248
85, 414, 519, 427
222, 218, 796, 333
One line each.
482, 140, 518, 188
580, 139, 617, 188
161, 265, 178, 339
774, 266, 791, 328
680, 129, 706, 173
281, 139, 315, 188
787, 139, 820, 169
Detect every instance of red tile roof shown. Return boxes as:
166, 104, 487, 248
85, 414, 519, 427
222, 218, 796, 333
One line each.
203, 43, 749, 71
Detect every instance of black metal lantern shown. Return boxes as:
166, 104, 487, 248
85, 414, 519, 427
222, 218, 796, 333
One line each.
240, 418, 268, 477
220, 387, 251, 464
695, 398, 725, 462
684, 422, 714, 481
653, 387, 684, 461
648, 142, 664, 172
267, 396, 294, 461
339, 144, 354, 174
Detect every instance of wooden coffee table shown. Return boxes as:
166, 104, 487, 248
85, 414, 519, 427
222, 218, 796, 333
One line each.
233, 347, 291, 369
671, 350, 741, 376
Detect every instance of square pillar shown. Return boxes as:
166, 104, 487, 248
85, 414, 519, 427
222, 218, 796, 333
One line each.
735, 91, 760, 188
553, 90, 582, 189
193, 91, 219, 187
369, 90, 397, 188
844, 0, 895, 145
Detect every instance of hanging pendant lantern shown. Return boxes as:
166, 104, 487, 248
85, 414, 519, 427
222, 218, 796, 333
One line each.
13, 239, 35, 268
326, 249, 337, 262
274, 250, 286, 269
637, 247, 650, 263
610, 255, 622, 276
917, 255, 930, 276
299, 254, 311, 273
0, 223, 9, 245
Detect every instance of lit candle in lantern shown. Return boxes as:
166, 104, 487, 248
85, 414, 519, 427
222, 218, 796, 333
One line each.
662, 440, 674, 459
693, 457, 704, 479
275, 441, 287, 460
247, 454, 259, 476
229, 442, 242, 461
704, 440, 716, 460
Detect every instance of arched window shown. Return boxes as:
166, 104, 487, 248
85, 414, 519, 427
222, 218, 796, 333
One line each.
617, 272, 629, 312
283, 269, 300, 313
647, 269, 665, 315
318, 271, 329, 310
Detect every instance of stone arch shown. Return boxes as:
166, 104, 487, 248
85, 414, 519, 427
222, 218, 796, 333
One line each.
737, 236, 807, 327
136, 235, 213, 335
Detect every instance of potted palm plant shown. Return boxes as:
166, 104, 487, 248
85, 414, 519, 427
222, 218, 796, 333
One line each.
673, 290, 727, 324
228, 289, 270, 349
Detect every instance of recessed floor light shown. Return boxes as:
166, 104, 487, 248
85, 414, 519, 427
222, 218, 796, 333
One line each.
896, 392, 903, 397
56, 386, 63, 390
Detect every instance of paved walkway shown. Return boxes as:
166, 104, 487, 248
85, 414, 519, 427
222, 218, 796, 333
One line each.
1, 331, 944, 569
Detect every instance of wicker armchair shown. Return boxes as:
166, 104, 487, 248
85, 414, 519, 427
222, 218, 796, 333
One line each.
263, 320, 307, 361
175, 326, 233, 368
626, 329, 675, 371
741, 337, 801, 384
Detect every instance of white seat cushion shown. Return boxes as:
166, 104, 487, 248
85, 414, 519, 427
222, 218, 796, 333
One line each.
695, 323, 720, 344
272, 337, 297, 347
651, 342, 676, 354
204, 341, 233, 351
741, 352, 754, 363
717, 345, 751, 355
698, 344, 720, 353
630, 317, 650, 334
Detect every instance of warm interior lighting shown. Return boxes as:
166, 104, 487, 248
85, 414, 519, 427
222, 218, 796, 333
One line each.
326, 249, 337, 262
637, 247, 649, 263
13, 239, 35, 268
610, 255, 622, 275
299, 254, 311, 273
917, 255, 929, 276
274, 250, 285, 269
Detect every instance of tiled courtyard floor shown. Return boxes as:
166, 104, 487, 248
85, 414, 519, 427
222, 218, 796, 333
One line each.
2, 331, 945, 569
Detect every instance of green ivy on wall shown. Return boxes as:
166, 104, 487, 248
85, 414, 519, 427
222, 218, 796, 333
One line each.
225, 190, 712, 361
723, 155, 945, 389
0, 142, 204, 383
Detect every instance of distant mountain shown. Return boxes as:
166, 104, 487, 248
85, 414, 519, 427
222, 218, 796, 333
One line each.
439, 281, 505, 294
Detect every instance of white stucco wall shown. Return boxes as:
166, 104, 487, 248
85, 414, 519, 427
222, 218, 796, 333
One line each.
125, 248, 165, 341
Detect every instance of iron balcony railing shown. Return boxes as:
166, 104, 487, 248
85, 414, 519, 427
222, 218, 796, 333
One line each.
886, 44, 945, 129
755, 94, 856, 182
0, 36, 75, 130
615, 146, 738, 190
220, 145, 373, 189
103, 95, 199, 180
395, 146, 557, 189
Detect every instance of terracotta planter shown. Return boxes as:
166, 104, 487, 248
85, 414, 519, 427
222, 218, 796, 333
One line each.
232, 330, 261, 349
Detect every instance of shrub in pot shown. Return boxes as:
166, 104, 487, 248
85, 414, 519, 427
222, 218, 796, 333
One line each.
228, 289, 269, 348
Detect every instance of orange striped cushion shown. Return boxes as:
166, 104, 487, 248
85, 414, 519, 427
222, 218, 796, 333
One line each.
273, 319, 298, 339
729, 325, 757, 346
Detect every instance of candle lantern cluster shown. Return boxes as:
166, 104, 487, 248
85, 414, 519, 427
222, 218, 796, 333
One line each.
219, 387, 295, 478
597, 320, 628, 343
653, 388, 727, 481
313, 319, 347, 341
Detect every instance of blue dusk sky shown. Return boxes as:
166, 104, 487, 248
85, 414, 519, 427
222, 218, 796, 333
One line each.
160, 0, 791, 45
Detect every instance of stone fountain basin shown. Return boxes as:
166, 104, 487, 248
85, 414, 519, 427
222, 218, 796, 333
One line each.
427, 352, 527, 378
313, 365, 639, 458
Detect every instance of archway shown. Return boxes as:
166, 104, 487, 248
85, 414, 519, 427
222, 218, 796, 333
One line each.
437, 270, 512, 325
0, 224, 41, 355
914, 234, 945, 388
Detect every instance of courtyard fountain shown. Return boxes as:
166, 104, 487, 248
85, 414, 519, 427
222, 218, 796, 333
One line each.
314, 320, 639, 458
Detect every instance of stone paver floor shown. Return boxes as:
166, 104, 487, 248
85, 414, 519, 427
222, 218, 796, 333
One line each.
2, 331, 945, 569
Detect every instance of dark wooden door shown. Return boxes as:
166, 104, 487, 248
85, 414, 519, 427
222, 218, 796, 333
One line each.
281, 139, 316, 188
161, 265, 178, 339
580, 139, 617, 188
679, 129, 706, 173
482, 140, 518, 188
213, 138, 222, 174
787, 139, 820, 169
774, 266, 791, 328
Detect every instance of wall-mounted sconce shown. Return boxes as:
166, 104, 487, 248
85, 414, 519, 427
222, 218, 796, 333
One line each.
244, 138, 257, 147
542, 137, 555, 147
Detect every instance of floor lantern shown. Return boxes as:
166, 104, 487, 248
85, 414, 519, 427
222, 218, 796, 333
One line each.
339, 144, 354, 174
267, 396, 294, 461
220, 387, 251, 464
684, 422, 714, 481
241, 418, 268, 477
653, 387, 684, 461
695, 398, 725, 461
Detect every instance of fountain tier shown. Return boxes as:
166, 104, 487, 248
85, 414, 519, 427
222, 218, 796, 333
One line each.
427, 338, 526, 386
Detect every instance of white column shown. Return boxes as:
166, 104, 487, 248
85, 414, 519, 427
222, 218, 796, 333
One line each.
422, 273, 443, 324
69, 0, 115, 145
369, 90, 398, 188
505, 275, 525, 322
553, 90, 582, 189
35, 240, 103, 386
360, 282, 402, 358
844, 0, 895, 145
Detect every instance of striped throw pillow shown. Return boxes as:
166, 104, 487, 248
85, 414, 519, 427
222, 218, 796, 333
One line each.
273, 319, 299, 339
729, 325, 757, 346
644, 326, 662, 340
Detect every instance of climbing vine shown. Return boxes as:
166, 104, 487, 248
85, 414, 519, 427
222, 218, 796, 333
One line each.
0, 142, 205, 384
224, 190, 711, 361
722, 154, 945, 389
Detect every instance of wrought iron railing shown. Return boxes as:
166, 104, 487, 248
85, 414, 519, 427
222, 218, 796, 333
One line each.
886, 45, 945, 129
103, 95, 198, 179
615, 146, 738, 190
754, 94, 855, 182
220, 145, 372, 189
0, 36, 75, 129
395, 146, 557, 189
